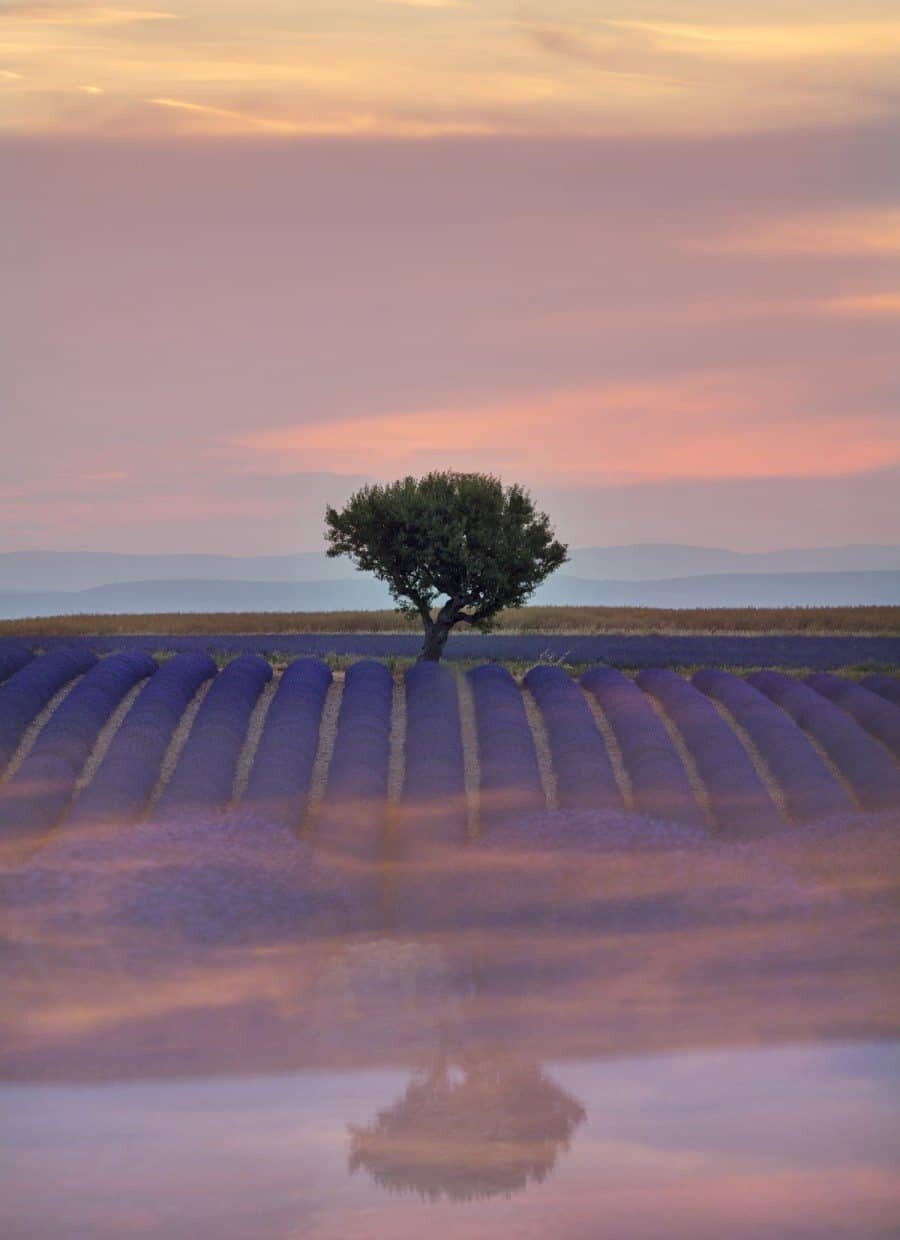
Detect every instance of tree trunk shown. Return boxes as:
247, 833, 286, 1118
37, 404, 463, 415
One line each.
420, 619, 452, 662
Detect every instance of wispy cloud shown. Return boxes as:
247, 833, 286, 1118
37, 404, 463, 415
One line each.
818, 293, 900, 317
0, 5, 178, 24
148, 97, 377, 135
376, 0, 463, 7
520, 20, 686, 87
4, 2, 899, 139
521, 18, 649, 66
3, 3, 899, 139
145, 97, 491, 137
233, 375, 900, 486
526, 23, 617, 65
698, 210, 900, 257
603, 19, 900, 61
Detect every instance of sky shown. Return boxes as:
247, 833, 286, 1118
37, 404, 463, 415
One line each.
2, 1, 899, 553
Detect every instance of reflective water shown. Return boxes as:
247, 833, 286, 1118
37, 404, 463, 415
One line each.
5, 1042, 899, 1239
2, 808, 899, 1237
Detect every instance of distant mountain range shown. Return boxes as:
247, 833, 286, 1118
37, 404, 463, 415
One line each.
3, 544, 900, 592
0, 546, 899, 618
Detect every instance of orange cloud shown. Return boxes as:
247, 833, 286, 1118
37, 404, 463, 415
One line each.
606, 19, 900, 60
818, 293, 900, 317
4, 5, 178, 24
232, 376, 900, 485
698, 210, 900, 256
148, 97, 375, 136
3, 3, 898, 137
145, 96, 492, 137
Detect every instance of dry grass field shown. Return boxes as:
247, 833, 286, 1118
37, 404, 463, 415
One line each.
2, 604, 898, 638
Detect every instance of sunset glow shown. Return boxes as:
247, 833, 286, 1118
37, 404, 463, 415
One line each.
2, 1, 899, 552
2, 2, 900, 138
235, 385, 900, 485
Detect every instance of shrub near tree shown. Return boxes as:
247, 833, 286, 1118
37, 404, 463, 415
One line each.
325, 472, 568, 661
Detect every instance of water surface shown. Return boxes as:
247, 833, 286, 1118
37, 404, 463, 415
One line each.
2, 807, 899, 1236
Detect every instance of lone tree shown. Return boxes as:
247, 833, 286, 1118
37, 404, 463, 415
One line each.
325, 472, 568, 661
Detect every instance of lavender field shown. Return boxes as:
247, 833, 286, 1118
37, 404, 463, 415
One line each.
3, 646, 900, 1237
1, 646, 899, 847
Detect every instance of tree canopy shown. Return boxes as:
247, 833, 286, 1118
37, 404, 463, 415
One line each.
325, 472, 568, 660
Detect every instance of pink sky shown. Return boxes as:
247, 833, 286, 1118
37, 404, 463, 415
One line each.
2, 3, 899, 553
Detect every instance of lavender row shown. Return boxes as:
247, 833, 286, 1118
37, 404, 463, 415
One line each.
806, 673, 900, 760
862, 674, 900, 708
68, 653, 217, 826
318, 660, 392, 865
581, 668, 704, 828
11, 632, 900, 670
637, 669, 784, 839
389, 663, 469, 929
243, 658, 332, 821
155, 656, 272, 815
0, 641, 32, 685
693, 670, 853, 823
469, 665, 544, 828
524, 665, 623, 813
749, 672, 900, 811
324, 660, 392, 808
402, 662, 466, 806
0, 647, 97, 776
0, 652, 156, 839
398, 662, 467, 853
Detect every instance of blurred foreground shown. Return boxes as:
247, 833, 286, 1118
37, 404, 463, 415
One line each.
2, 806, 899, 1237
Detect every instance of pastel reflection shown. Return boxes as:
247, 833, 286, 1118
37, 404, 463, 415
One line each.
1, 801, 899, 1234
2, 1043, 898, 1238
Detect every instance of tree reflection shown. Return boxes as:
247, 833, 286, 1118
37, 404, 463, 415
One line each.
348, 1048, 586, 1202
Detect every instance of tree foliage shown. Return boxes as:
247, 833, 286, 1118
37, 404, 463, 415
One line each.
325, 472, 568, 659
